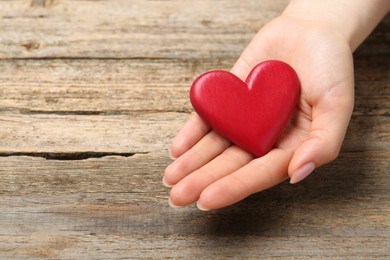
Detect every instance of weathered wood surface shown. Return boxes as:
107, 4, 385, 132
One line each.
0, 0, 389, 258
0, 0, 285, 59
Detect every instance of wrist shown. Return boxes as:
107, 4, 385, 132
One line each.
282, 0, 390, 51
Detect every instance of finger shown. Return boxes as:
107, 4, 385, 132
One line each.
169, 146, 254, 207
197, 148, 293, 211
288, 85, 354, 184
230, 30, 273, 80
170, 113, 210, 159
164, 130, 231, 186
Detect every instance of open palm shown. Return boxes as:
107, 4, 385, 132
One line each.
164, 15, 354, 210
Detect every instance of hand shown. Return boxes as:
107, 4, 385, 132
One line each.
163, 14, 354, 210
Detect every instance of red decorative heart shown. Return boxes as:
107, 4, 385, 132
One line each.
190, 60, 300, 157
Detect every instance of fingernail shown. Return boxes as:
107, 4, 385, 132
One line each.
162, 177, 173, 188
168, 198, 183, 209
290, 162, 315, 184
169, 150, 177, 160
196, 201, 210, 211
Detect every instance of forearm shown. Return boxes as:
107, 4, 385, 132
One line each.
283, 0, 390, 51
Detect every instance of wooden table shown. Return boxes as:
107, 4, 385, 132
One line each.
1, 0, 389, 258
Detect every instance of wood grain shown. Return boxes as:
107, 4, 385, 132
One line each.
0, 0, 288, 59
0, 56, 388, 115
0, 152, 389, 258
0, 112, 187, 154
0, 58, 234, 113
0, 0, 389, 258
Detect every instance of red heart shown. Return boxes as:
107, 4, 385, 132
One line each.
190, 60, 300, 157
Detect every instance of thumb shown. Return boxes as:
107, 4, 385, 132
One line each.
230, 31, 271, 80
288, 85, 354, 184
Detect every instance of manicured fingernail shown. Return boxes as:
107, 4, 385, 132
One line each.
168, 198, 183, 208
196, 201, 210, 211
162, 177, 173, 188
290, 162, 315, 184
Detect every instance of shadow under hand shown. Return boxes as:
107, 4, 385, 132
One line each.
198, 151, 369, 238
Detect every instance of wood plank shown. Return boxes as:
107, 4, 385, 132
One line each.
0, 112, 389, 154
354, 56, 390, 116
1, 234, 388, 259
0, 1, 387, 60
0, 152, 389, 258
0, 0, 289, 59
1, 151, 388, 196
0, 58, 233, 114
0, 112, 188, 154
0, 55, 389, 115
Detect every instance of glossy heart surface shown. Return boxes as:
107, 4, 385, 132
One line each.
190, 60, 300, 157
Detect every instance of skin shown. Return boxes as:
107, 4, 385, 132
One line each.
164, 0, 390, 210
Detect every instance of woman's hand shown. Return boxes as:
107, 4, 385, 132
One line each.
163, 0, 389, 210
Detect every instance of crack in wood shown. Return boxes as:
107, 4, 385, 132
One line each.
0, 56, 181, 61
0, 108, 192, 116
0, 152, 147, 160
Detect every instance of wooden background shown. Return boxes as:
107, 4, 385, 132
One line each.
0, 0, 389, 258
